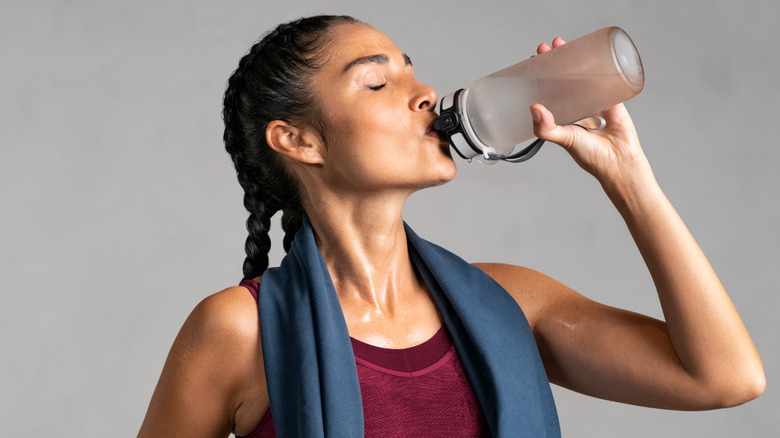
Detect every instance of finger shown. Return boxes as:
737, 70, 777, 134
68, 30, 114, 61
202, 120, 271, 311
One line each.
599, 103, 639, 139
551, 37, 567, 48
530, 104, 575, 149
600, 103, 631, 126
536, 43, 552, 55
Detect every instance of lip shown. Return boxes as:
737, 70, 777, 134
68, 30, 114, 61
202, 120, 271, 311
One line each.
425, 121, 443, 141
426, 120, 453, 156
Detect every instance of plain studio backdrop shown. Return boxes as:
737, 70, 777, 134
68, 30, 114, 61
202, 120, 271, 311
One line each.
1, 0, 777, 436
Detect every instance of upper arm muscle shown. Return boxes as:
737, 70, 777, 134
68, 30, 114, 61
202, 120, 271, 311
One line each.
473, 262, 718, 409
138, 286, 267, 437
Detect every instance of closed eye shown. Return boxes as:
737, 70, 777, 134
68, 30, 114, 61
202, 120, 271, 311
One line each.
367, 83, 386, 91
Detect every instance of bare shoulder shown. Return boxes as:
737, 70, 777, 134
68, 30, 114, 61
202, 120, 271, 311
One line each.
138, 282, 267, 437
172, 284, 262, 365
472, 262, 578, 329
190, 284, 261, 342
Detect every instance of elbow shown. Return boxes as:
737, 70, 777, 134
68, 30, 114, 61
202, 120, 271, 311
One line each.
706, 365, 766, 409
733, 368, 766, 406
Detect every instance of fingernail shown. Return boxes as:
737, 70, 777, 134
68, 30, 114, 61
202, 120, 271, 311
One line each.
531, 108, 541, 123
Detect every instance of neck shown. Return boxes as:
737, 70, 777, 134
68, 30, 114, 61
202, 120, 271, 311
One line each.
304, 190, 420, 312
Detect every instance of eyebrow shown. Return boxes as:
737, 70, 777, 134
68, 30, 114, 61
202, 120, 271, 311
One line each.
341, 53, 413, 75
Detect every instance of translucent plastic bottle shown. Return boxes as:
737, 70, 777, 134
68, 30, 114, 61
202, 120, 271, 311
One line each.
434, 26, 644, 162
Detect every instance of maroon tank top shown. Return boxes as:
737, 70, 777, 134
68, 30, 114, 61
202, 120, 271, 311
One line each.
239, 279, 489, 438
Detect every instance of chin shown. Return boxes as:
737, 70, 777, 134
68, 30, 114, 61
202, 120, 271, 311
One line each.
427, 159, 458, 187
441, 161, 458, 183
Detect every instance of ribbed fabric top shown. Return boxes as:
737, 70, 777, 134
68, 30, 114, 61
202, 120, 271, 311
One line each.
239, 279, 489, 438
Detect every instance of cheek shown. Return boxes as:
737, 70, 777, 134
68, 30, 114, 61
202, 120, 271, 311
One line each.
328, 102, 407, 153
318, 108, 387, 181
360, 100, 411, 136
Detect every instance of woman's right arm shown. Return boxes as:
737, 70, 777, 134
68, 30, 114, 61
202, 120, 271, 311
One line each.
138, 286, 268, 438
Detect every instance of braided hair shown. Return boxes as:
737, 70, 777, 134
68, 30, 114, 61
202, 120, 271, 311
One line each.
223, 15, 360, 279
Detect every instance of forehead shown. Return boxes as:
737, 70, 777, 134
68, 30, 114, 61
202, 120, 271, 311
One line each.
322, 24, 401, 68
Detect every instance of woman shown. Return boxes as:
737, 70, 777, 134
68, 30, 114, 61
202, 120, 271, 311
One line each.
138, 15, 764, 437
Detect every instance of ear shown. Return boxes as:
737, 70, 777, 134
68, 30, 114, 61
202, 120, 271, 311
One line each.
266, 120, 324, 165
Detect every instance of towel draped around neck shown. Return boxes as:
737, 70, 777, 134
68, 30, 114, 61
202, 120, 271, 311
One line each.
258, 215, 560, 437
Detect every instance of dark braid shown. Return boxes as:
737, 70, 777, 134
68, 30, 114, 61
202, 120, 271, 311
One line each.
223, 15, 360, 279
281, 207, 304, 253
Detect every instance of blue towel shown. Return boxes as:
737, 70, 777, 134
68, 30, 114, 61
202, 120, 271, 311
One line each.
259, 215, 560, 437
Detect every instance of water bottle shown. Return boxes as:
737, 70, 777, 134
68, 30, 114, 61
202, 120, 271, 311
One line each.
433, 26, 644, 162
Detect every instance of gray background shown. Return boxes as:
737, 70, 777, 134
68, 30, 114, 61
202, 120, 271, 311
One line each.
1, 0, 777, 436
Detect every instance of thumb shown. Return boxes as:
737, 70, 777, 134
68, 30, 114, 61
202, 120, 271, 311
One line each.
530, 104, 575, 149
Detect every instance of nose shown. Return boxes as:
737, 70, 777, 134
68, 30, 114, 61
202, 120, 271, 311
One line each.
411, 80, 438, 112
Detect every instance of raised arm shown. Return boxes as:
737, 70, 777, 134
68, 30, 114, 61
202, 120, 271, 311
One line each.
479, 38, 764, 410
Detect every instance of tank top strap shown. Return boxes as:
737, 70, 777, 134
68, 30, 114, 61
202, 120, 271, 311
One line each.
240, 279, 260, 301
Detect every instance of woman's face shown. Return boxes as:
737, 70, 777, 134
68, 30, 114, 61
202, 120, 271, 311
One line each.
308, 23, 456, 196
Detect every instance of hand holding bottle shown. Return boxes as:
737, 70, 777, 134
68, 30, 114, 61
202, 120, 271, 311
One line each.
532, 38, 654, 197
435, 27, 645, 163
